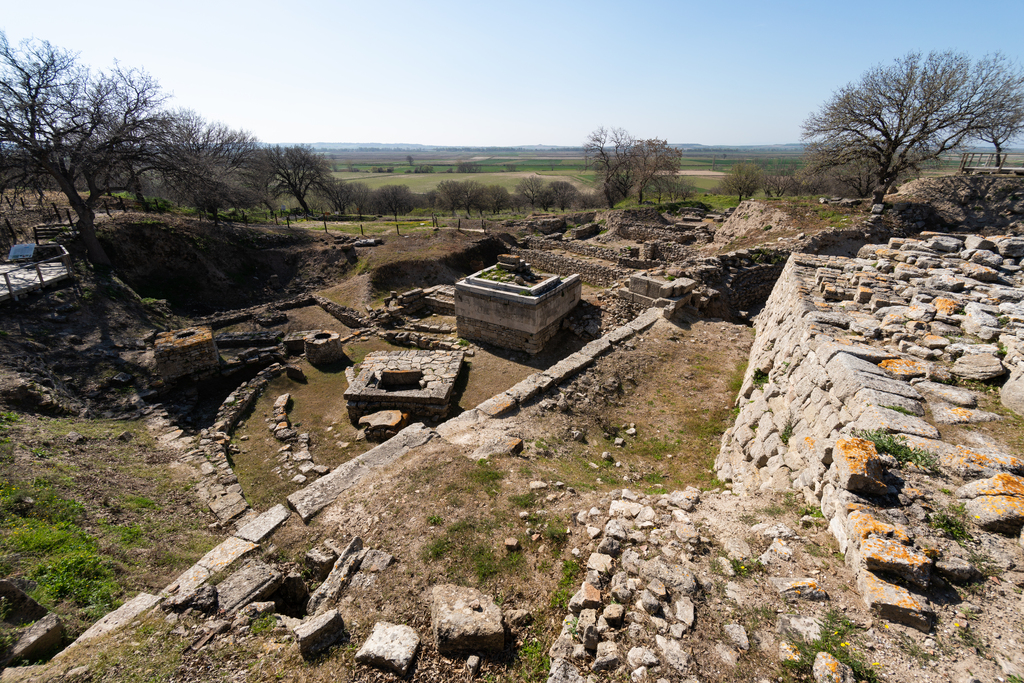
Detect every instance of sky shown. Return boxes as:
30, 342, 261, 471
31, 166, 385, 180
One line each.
4, 0, 1023, 147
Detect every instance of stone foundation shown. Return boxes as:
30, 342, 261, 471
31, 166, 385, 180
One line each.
344, 350, 464, 422
154, 327, 220, 382
455, 266, 582, 353
304, 331, 346, 365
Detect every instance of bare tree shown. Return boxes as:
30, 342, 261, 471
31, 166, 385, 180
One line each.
803, 50, 1024, 204
633, 139, 682, 203
978, 99, 1024, 168
435, 180, 463, 216
406, 154, 414, 167
761, 173, 797, 198
319, 178, 353, 214
160, 110, 260, 222
373, 184, 413, 224
457, 181, 485, 216
349, 182, 373, 220
720, 163, 763, 202
515, 176, 548, 208
548, 181, 579, 211
258, 144, 332, 214
584, 126, 637, 207
0, 33, 170, 265
484, 185, 511, 215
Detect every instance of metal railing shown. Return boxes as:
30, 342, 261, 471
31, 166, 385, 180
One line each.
958, 152, 1024, 175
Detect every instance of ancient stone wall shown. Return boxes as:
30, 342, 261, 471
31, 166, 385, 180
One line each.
455, 315, 562, 354
314, 295, 368, 329
509, 248, 628, 287
717, 236, 1024, 631
154, 327, 220, 382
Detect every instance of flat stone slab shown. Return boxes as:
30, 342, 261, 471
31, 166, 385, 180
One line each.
860, 536, 932, 588
930, 402, 1001, 424
197, 536, 258, 573
914, 381, 977, 407
209, 491, 249, 522
849, 405, 940, 439
952, 353, 1006, 380
163, 563, 212, 598
234, 504, 291, 543
216, 561, 284, 615
431, 584, 504, 654
59, 592, 161, 654
355, 621, 420, 676
358, 410, 406, 429
295, 608, 346, 658
288, 424, 435, 522
940, 445, 1024, 479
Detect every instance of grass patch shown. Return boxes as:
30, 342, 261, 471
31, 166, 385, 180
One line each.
550, 559, 582, 611
752, 369, 769, 389
929, 503, 972, 542
782, 609, 879, 682
855, 429, 939, 472
421, 517, 520, 583
468, 459, 504, 497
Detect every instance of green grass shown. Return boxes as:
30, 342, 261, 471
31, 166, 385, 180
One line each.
550, 559, 581, 611
782, 609, 879, 683
854, 429, 939, 472
421, 517, 521, 583
929, 503, 972, 542
513, 632, 550, 683
468, 459, 503, 497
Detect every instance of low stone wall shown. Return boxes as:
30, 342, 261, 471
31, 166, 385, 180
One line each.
510, 248, 628, 287
456, 314, 562, 354
716, 239, 1024, 631
314, 295, 369, 329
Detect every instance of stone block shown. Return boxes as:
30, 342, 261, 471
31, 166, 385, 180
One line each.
639, 557, 696, 594
197, 536, 258, 573
60, 592, 161, 653
234, 504, 290, 543
813, 651, 855, 683
355, 621, 420, 676
307, 537, 363, 615
4, 613, 63, 665
295, 608, 346, 658
216, 561, 284, 615
431, 584, 504, 654
859, 536, 932, 587
832, 438, 887, 495
848, 405, 940, 439
567, 582, 602, 614
941, 445, 1024, 479
952, 354, 1006, 381
856, 570, 933, 632
0, 580, 47, 625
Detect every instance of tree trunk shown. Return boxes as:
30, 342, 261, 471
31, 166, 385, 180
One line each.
72, 205, 111, 266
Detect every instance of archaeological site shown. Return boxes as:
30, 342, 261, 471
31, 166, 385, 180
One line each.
3, 172, 1024, 683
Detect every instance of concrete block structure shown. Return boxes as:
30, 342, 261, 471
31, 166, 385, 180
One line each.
154, 327, 220, 382
455, 261, 581, 354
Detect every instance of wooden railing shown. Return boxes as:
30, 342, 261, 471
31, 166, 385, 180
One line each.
0, 246, 72, 302
958, 152, 1024, 175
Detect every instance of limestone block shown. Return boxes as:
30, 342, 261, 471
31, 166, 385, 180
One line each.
548, 659, 585, 683
4, 612, 63, 665
813, 651, 856, 683
930, 403, 1000, 424
952, 354, 1006, 381
856, 570, 934, 632
850, 388, 924, 417
832, 438, 887, 495
307, 537, 363, 615
591, 640, 620, 671
568, 582, 602, 614
639, 557, 696, 594
295, 609, 346, 658
859, 536, 932, 587
355, 621, 420, 676
845, 509, 911, 546
0, 580, 47, 625
197, 536, 258, 573
431, 584, 504, 654
940, 445, 1024, 479
216, 561, 284, 615
234, 504, 290, 543
777, 614, 822, 642
61, 592, 161, 652
847, 405, 940, 439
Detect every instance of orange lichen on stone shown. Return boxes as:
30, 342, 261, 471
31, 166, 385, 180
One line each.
846, 510, 911, 545
834, 437, 888, 495
879, 358, 925, 378
965, 472, 1024, 498
860, 537, 932, 587
940, 446, 1024, 478
933, 298, 959, 316
963, 495, 1024, 533
856, 570, 934, 632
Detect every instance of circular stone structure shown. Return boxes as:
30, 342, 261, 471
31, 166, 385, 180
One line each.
303, 330, 345, 365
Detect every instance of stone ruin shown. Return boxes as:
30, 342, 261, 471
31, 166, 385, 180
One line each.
154, 326, 220, 382
343, 349, 464, 426
616, 273, 698, 320
303, 330, 347, 365
455, 255, 581, 354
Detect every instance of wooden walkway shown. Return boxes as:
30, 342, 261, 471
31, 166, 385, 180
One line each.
958, 152, 1024, 176
0, 251, 73, 302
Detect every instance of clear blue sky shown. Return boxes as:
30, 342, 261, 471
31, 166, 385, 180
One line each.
4, 0, 1023, 147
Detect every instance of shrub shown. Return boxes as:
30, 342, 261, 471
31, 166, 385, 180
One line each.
854, 429, 939, 472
